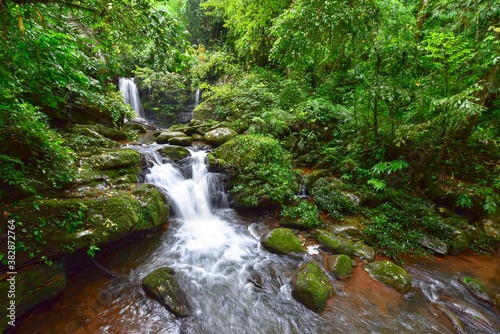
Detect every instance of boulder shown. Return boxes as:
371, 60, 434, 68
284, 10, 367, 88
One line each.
158, 146, 191, 162
327, 254, 352, 279
1, 184, 169, 268
480, 212, 500, 242
458, 277, 493, 304
142, 267, 190, 317
418, 233, 449, 255
302, 170, 335, 188
434, 304, 467, 334
363, 261, 412, 294
315, 230, 355, 256
204, 127, 237, 147
85, 149, 141, 170
291, 261, 333, 313
191, 133, 204, 141
156, 131, 187, 144
168, 136, 193, 147
123, 122, 148, 133
0, 261, 66, 332
207, 153, 224, 173
441, 221, 468, 255
353, 241, 375, 261
91, 124, 128, 140
260, 228, 304, 255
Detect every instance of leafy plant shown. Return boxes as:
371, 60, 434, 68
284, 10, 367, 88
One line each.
310, 178, 358, 218
281, 201, 323, 229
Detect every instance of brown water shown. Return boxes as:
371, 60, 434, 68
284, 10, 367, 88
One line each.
14, 146, 500, 334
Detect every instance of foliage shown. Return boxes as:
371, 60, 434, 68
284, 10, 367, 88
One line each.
310, 178, 358, 219
215, 135, 299, 207
281, 201, 323, 230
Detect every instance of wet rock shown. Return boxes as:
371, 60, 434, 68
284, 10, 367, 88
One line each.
327, 254, 352, 279
480, 212, 500, 242
441, 221, 468, 255
90, 124, 128, 140
441, 297, 497, 333
260, 228, 304, 255
204, 127, 237, 147
291, 261, 333, 313
168, 136, 193, 147
1, 184, 169, 268
156, 131, 187, 144
142, 267, 190, 317
418, 233, 449, 255
85, 149, 141, 170
458, 276, 493, 304
363, 261, 412, 294
353, 241, 375, 261
158, 145, 191, 162
327, 215, 374, 244
207, 153, 224, 173
0, 261, 66, 332
191, 133, 204, 141
315, 230, 355, 256
434, 304, 467, 334
123, 122, 148, 133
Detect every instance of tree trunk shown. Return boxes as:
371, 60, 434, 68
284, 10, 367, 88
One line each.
415, 0, 428, 41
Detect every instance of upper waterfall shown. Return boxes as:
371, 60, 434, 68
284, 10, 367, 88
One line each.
119, 77, 145, 119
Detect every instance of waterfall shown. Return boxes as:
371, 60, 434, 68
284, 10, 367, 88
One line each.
194, 88, 201, 107
119, 77, 145, 119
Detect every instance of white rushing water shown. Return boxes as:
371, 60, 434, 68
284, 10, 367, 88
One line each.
119, 77, 145, 119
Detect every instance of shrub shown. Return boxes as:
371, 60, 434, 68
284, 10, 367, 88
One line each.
310, 178, 358, 219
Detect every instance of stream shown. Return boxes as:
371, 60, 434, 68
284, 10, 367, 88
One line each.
15, 144, 499, 334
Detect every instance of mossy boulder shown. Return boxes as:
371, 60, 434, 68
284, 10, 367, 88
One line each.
480, 212, 500, 243
90, 124, 128, 140
168, 136, 193, 147
207, 153, 224, 172
327, 254, 353, 279
191, 133, 204, 141
458, 277, 493, 304
440, 220, 468, 255
353, 241, 375, 261
0, 261, 66, 332
260, 228, 304, 255
1, 184, 169, 268
85, 149, 141, 170
158, 146, 191, 162
363, 261, 412, 294
142, 267, 190, 317
123, 122, 148, 133
156, 131, 187, 144
204, 127, 237, 147
291, 261, 333, 313
315, 230, 355, 256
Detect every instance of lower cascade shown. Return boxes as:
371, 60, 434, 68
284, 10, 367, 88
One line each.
15, 144, 500, 334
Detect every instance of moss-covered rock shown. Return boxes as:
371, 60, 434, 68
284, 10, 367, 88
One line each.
260, 228, 304, 255
90, 124, 128, 140
353, 241, 375, 261
156, 131, 187, 144
291, 261, 333, 313
480, 212, 500, 243
85, 149, 141, 170
158, 146, 191, 162
1, 184, 168, 268
459, 277, 493, 304
142, 267, 190, 317
207, 153, 224, 172
327, 254, 352, 279
191, 133, 204, 141
123, 122, 148, 133
315, 230, 355, 256
363, 261, 412, 294
0, 261, 66, 332
204, 127, 237, 147
168, 136, 193, 147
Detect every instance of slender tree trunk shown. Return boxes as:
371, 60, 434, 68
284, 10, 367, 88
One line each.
373, 53, 381, 137
415, 0, 428, 41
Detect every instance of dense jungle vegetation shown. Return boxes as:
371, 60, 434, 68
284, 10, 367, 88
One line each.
1, 0, 499, 260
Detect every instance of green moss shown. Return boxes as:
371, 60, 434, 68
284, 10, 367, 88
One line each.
158, 146, 191, 161
291, 261, 333, 313
315, 229, 355, 255
363, 261, 412, 294
327, 254, 352, 279
260, 228, 304, 254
